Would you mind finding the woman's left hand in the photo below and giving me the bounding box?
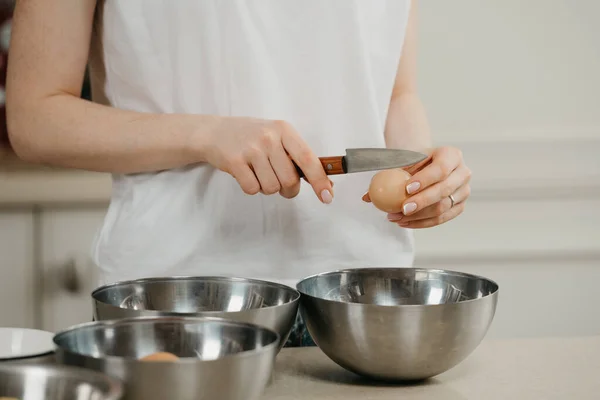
[365,146,472,229]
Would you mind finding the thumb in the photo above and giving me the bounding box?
[403,150,434,175]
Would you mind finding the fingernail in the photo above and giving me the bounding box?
[321,189,333,204]
[403,202,417,215]
[387,213,403,221]
[406,182,420,194]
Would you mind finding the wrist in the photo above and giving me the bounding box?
[185,114,225,163]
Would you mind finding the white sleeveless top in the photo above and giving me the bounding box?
[88,0,415,288]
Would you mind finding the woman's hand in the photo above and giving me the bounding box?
[204,117,334,204]
[364,147,471,229]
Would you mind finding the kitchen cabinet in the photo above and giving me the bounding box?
[0,211,35,328]
[418,257,600,340]
[414,196,600,339]
[39,208,107,332]
[413,197,599,258]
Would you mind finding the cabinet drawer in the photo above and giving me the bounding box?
[40,208,107,332]
[0,211,35,328]
[414,197,599,259]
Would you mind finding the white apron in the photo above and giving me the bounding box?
[88,0,415,288]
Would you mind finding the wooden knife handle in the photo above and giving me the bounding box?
[294,156,346,178]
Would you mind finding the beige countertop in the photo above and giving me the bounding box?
[263,335,600,400]
[0,150,111,207]
[0,169,111,206]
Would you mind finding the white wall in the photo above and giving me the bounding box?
[413,0,600,339]
[418,0,600,142]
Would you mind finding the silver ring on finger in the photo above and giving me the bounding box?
[449,194,456,208]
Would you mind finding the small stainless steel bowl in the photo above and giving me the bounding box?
[53,316,280,400]
[91,276,299,350]
[296,267,499,381]
[0,363,123,400]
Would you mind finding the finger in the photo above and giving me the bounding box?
[250,154,281,195]
[389,183,470,223]
[401,165,471,216]
[402,152,433,175]
[397,202,466,229]
[230,162,261,195]
[303,177,335,188]
[279,180,301,199]
[281,124,333,204]
[269,142,301,199]
[404,147,462,196]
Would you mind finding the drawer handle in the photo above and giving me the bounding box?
[61,258,82,294]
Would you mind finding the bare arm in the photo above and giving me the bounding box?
[372,2,471,228]
[384,1,433,152]
[6,0,214,173]
[6,0,334,201]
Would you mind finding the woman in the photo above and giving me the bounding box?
[6,0,471,346]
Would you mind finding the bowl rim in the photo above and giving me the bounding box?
[52,315,281,364]
[0,327,56,360]
[295,267,499,308]
[91,275,301,313]
[0,363,124,399]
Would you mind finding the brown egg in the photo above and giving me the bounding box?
[139,351,180,362]
[368,168,412,213]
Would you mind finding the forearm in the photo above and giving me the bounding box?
[6,0,218,174]
[8,94,217,173]
[384,92,433,152]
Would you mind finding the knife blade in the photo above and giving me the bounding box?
[294,148,428,178]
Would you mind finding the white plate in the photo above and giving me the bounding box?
[0,327,55,360]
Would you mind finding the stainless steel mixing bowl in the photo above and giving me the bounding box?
[0,364,123,400]
[296,267,499,381]
[53,316,279,400]
[91,276,299,350]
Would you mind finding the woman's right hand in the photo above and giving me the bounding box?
[204,117,334,204]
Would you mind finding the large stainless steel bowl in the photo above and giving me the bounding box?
[296,267,499,381]
[0,364,123,400]
[53,316,279,400]
[92,276,299,349]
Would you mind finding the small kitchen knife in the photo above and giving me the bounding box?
[294,148,428,178]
